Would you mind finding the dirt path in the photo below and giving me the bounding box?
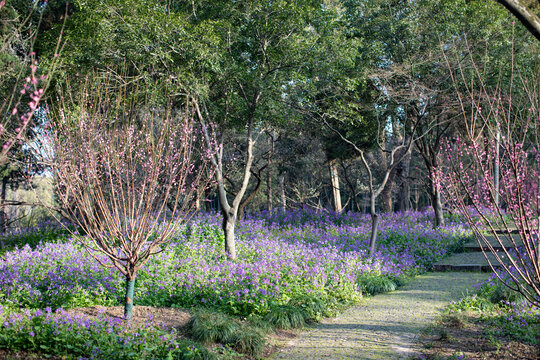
[271,272,488,360]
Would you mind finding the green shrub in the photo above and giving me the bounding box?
[289,295,328,323]
[230,327,265,356]
[448,293,493,312]
[263,305,305,329]
[188,310,239,344]
[357,274,397,296]
[187,310,266,357]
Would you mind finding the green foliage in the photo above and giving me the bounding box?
[228,327,265,357]
[0,308,214,360]
[475,280,526,305]
[188,310,240,345]
[446,279,539,345]
[263,304,305,330]
[356,273,397,296]
[187,310,265,357]
[448,293,494,312]
[0,225,71,255]
[289,294,329,323]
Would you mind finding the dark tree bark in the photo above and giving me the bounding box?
[395,148,412,212]
[0,177,7,234]
[266,132,275,212]
[379,168,396,213]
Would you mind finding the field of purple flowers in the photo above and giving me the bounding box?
[0,209,474,359]
[0,210,472,315]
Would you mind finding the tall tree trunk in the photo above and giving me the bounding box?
[279,173,286,211]
[328,159,342,213]
[341,160,361,212]
[429,165,445,227]
[0,177,7,234]
[267,168,273,212]
[222,212,237,258]
[396,148,411,212]
[368,193,379,257]
[431,187,445,227]
[379,170,395,213]
[267,132,274,212]
[494,130,500,207]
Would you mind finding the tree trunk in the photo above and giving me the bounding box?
[267,169,273,213]
[380,168,396,213]
[328,159,342,213]
[124,273,136,320]
[279,173,286,211]
[428,162,445,227]
[0,177,7,234]
[431,189,445,227]
[396,149,411,212]
[368,194,379,257]
[196,100,256,260]
[494,130,500,207]
[222,213,237,259]
[267,133,274,212]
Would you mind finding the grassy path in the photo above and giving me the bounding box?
[271,272,489,360]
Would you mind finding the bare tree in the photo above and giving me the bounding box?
[323,115,419,256]
[43,77,213,319]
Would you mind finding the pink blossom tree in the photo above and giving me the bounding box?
[43,77,214,319]
[440,45,539,306]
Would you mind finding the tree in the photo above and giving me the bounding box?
[340,0,530,226]
[441,54,539,306]
[43,75,213,319]
[494,0,540,40]
[191,0,329,258]
[0,0,61,165]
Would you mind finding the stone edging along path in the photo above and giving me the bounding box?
[271,272,489,360]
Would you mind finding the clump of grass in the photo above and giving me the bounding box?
[263,305,306,329]
[187,309,266,357]
[188,310,239,344]
[230,327,265,356]
[246,314,273,333]
[440,314,464,328]
[486,284,525,304]
[357,274,397,296]
[289,295,328,322]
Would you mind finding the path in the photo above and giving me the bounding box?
[271,272,488,360]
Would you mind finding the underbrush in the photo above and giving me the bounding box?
[0,222,71,255]
[0,305,213,360]
[0,210,473,359]
[448,276,539,346]
[416,276,539,360]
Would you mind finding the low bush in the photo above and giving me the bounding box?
[357,273,397,296]
[263,304,305,329]
[447,279,539,345]
[187,309,266,357]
